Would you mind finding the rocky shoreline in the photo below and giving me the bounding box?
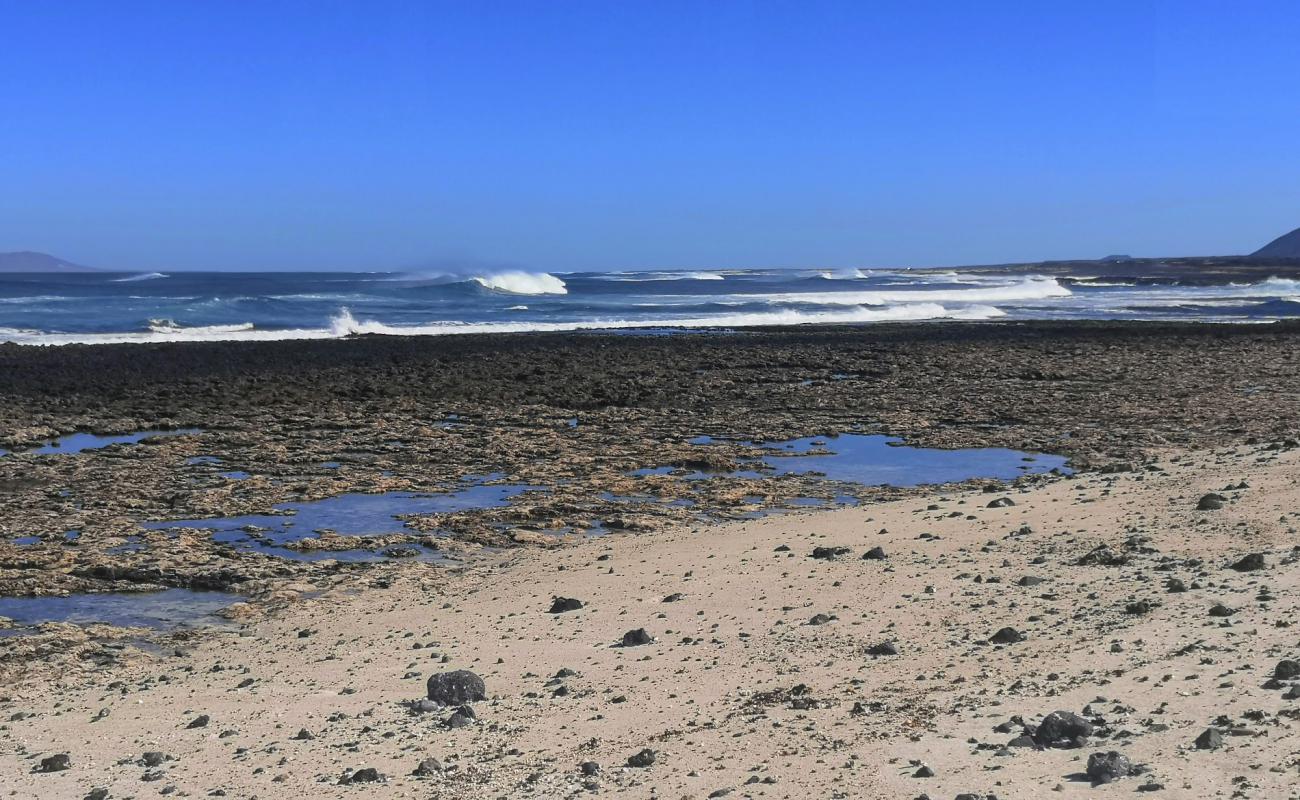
[0,320,1299,796]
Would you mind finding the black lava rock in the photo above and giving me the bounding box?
[35,753,71,773]
[621,628,654,647]
[626,748,657,767]
[1086,751,1133,784]
[1196,493,1225,511]
[1035,710,1094,748]
[412,757,442,776]
[548,597,584,613]
[1229,553,1266,572]
[988,627,1023,645]
[1274,659,1300,680]
[1194,728,1224,750]
[863,546,887,560]
[426,670,486,705]
[866,641,898,656]
[811,546,850,560]
[987,497,1016,508]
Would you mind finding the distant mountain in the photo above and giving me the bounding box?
[1252,227,1300,259]
[0,251,99,273]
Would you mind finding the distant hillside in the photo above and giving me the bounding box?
[0,251,97,273]
[1252,227,1300,259]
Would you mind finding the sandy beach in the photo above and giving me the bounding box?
[1,321,1299,799]
[2,436,1298,798]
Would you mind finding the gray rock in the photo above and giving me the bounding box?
[1194,728,1224,750]
[989,627,1023,645]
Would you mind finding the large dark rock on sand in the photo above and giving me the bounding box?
[621,628,653,646]
[811,546,850,560]
[1196,493,1225,511]
[1035,710,1094,748]
[426,670,486,705]
[989,627,1023,645]
[548,596,584,613]
[35,753,71,773]
[1229,552,1266,572]
[1274,659,1300,680]
[1086,751,1134,784]
[1194,728,1224,750]
[863,546,887,560]
[626,748,657,767]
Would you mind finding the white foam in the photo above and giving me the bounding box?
[112,272,169,282]
[2,303,1005,345]
[816,269,868,280]
[471,271,567,295]
[147,320,256,334]
[600,271,726,282]
[740,277,1072,307]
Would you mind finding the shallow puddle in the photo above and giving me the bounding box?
[0,588,235,631]
[684,434,1068,486]
[142,476,542,559]
[0,428,202,457]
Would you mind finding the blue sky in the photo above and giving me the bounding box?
[2,1,1298,271]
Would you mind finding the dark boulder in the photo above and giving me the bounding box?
[988,627,1023,645]
[1196,493,1225,511]
[1229,553,1266,572]
[863,546,887,560]
[1034,710,1094,748]
[426,670,486,705]
[548,597,584,613]
[1273,659,1300,680]
[1086,751,1133,784]
[811,546,850,560]
[621,628,654,647]
[1194,728,1224,750]
[35,753,71,773]
[626,748,657,767]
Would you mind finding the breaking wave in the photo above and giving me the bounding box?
[744,277,1072,307]
[147,319,255,334]
[112,272,169,282]
[470,271,567,295]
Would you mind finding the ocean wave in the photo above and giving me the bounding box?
[4,303,1005,346]
[472,271,567,295]
[112,272,169,282]
[741,277,1072,307]
[599,271,726,282]
[147,319,256,334]
[815,269,868,280]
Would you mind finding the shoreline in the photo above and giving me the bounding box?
[1,441,1297,797]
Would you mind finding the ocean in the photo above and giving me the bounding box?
[1,267,1298,345]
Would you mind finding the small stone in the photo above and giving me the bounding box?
[185,715,209,729]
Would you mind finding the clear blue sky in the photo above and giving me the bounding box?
[2,1,1298,271]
